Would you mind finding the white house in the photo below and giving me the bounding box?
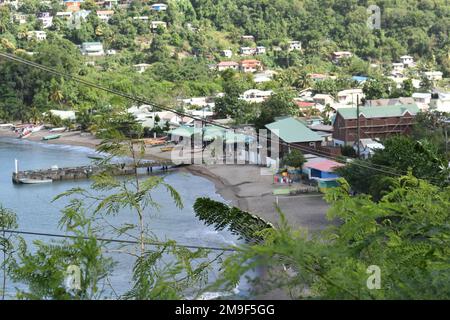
[313,94,335,107]
[133,63,151,73]
[13,13,29,24]
[27,31,47,41]
[240,89,273,103]
[96,10,114,23]
[332,51,352,63]
[216,61,239,72]
[337,89,364,106]
[353,139,384,159]
[423,71,443,81]
[400,55,415,67]
[80,42,105,56]
[288,41,302,51]
[253,70,276,83]
[255,46,266,55]
[240,47,255,56]
[412,92,432,111]
[37,12,53,28]
[56,12,73,20]
[392,62,405,73]
[150,21,167,30]
[221,49,232,58]
[151,3,168,11]
[430,92,450,113]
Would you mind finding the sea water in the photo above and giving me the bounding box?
[0,137,248,299]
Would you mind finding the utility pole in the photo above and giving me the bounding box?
[356,95,361,158]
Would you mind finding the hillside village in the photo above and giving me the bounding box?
[0,0,450,301]
[0,0,449,190]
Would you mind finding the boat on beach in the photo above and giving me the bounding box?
[18,178,53,184]
[160,146,174,152]
[32,125,44,133]
[42,134,61,141]
[49,127,66,133]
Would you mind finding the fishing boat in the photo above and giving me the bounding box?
[20,131,33,139]
[42,134,61,141]
[32,125,44,133]
[19,178,53,184]
[160,146,174,152]
[0,123,13,129]
[49,127,66,133]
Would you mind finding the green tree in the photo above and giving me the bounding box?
[281,149,306,170]
[212,174,450,299]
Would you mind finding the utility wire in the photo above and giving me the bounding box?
[2,229,238,252]
[0,51,442,183]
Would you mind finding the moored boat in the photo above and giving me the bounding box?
[160,146,174,152]
[42,134,61,141]
[49,127,66,133]
[19,178,53,184]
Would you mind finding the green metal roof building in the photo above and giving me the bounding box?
[336,104,420,120]
[265,117,323,143]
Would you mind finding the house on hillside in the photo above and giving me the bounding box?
[353,138,384,159]
[239,59,262,73]
[151,3,168,11]
[423,71,443,81]
[256,46,266,55]
[288,41,302,51]
[337,89,364,106]
[27,31,47,41]
[332,51,352,63]
[64,0,84,12]
[332,104,419,145]
[365,97,415,107]
[80,42,105,56]
[240,89,273,103]
[241,35,255,42]
[400,55,414,67]
[133,63,151,73]
[150,21,167,31]
[97,10,114,23]
[37,12,53,28]
[240,47,255,56]
[221,49,233,58]
[430,91,450,113]
[216,61,239,72]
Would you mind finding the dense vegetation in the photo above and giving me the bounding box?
[0,0,449,125]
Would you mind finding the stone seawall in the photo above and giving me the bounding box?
[12,161,176,183]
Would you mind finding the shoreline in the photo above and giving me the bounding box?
[0,129,249,213]
[1,128,330,300]
[0,129,331,231]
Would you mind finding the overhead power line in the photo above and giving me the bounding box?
[0,51,437,182]
[1,229,239,252]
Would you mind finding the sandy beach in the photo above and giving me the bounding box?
[1,127,333,300]
[0,127,331,230]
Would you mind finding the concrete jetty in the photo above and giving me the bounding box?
[12,160,176,184]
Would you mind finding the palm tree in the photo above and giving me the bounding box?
[49,82,64,106]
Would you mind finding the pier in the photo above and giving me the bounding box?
[12,160,177,184]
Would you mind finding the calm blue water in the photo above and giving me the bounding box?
[0,137,244,299]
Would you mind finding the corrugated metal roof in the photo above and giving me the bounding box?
[265,117,323,143]
[337,104,419,120]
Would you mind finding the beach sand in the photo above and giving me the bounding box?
[1,128,331,230]
[1,127,333,299]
